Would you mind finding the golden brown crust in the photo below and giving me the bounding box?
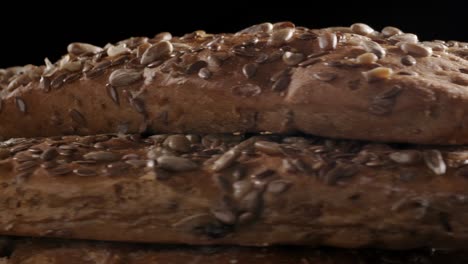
[6,238,468,264]
[1,134,468,248]
[0,23,467,144]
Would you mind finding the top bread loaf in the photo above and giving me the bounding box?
[0,22,467,144]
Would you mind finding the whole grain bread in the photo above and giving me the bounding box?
[1,133,468,249]
[0,23,467,144]
[7,238,468,264]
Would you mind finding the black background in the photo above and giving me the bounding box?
[1,4,467,68]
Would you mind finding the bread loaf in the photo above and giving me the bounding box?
[1,23,468,144]
[8,238,468,264]
[1,133,468,249]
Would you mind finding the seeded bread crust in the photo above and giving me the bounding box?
[7,238,468,264]
[1,134,468,249]
[1,23,468,144]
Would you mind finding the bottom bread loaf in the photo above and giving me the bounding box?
[0,237,467,264]
[1,134,468,248]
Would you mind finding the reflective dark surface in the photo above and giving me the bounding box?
[0,4,466,68]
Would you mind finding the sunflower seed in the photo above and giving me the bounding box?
[41,147,58,161]
[273,21,295,30]
[356,52,378,65]
[157,156,198,171]
[140,41,173,65]
[67,43,103,56]
[75,160,97,165]
[298,58,322,67]
[350,23,374,36]
[389,33,418,44]
[237,22,273,34]
[163,135,191,153]
[10,143,33,153]
[238,212,255,224]
[48,165,72,176]
[198,68,212,79]
[422,41,447,52]
[231,84,261,97]
[39,76,51,92]
[272,74,291,92]
[16,160,39,171]
[376,85,403,100]
[106,84,119,105]
[266,180,291,194]
[369,96,396,115]
[120,153,139,160]
[308,51,331,59]
[69,109,87,127]
[396,71,417,76]
[41,161,57,169]
[106,44,131,57]
[233,180,252,199]
[254,141,282,155]
[298,32,317,40]
[59,144,77,151]
[73,168,97,177]
[389,150,421,165]
[83,68,104,79]
[313,72,337,82]
[126,57,145,69]
[266,50,284,63]
[363,67,393,82]
[255,53,269,64]
[212,149,239,172]
[318,32,337,50]
[369,86,402,115]
[282,51,305,66]
[63,72,81,84]
[136,42,152,58]
[109,69,142,87]
[84,151,121,162]
[15,97,26,114]
[211,208,236,225]
[15,171,32,184]
[399,42,432,57]
[186,61,208,74]
[242,63,258,79]
[14,152,35,162]
[125,159,147,168]
[239,189,262,212]
[50,73,67,89]
[207,55,223,68]
[268,28,295,46]
[361,40,386,58]
[61,59,82,72]
[93,60,112,71]
[382,26,403,37]
[172,213,214,230]
[131,98,146,114]
[452,75,468,86]
[271,68,292,82]
[231,45,256,57]
[145,60,163,69]
[401,55,417,66]
[370,105,397,116]
[153,32,172,42]
[423,150,446,175]
[323,163,359,185]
